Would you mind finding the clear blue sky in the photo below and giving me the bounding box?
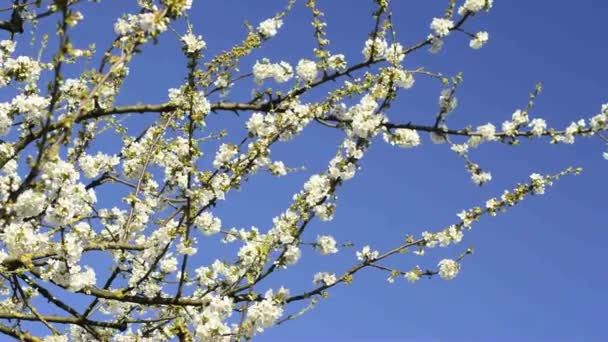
[12,1,608,341]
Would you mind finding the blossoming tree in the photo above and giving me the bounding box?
[0,0,605,341]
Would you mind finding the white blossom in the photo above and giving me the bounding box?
[459,0,494,15]
[404,271,420,283]
[181,32,206,53]
[213,143,238,169]
[269,161,287,176]
[471,171,492,185]
[362,37,388,61]
[430,18,454,37]
[244,298,283,337]
[253,59,293,84]
[438,259,460,280]
[296,59,318,83]
[394,69,415,89]
[384,128,421,148]
[316,235,338,255]
[283,245,301,265]
[327,54,347,70]
[356,245,379,261]
[258,18,283,38]
[529,118,547,136]
[195,212,222,236]
[476,123,497,141]
[12,94,50,121]
[313,272,337,286]
[470,31,489,49]
[386,43,405,64]
[68,266,96,292]
[79,152,120,178]
[530,173,548,195]
[160,255,178,273]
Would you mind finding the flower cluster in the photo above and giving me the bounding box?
[383,128,421,148]
[181,32,206,54]
[258,17,284,38]
[296,59,319,83]
[253,58,294,84]
[114,11,169,36]
[438,259,460,280]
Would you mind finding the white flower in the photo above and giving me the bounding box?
[78,152,120,178]
[296,59,318,83]
[457,210,474,227]
[258,18,283,38]
[69,266,96,292]
[356,245,379,261]
[160,255,178,273]
[386,43,405,64]
[512,109,529,126]
[471,171,492,185]
[362,37,388,61]
[502,120,517,136]
[603,152,608,160]
[283,245,301,265]
[486,198,501,210]
[404,271,420,283]
[252,59,275,83]
[470,31,489,49]
[447,225,464,244]
[4,56,42,82]
[313,272,337,286]
[273,61,294,83]
[0,103,12,136]
[327,54,347,70]
[181,32,206,53]
[244,298,283,336]
[136,12,166,34]
[430,18,454,37]
[438,259,460,280]
[269,161,287,176]
[213,143,237,169]
[13,189,46,218]
[528,118,547,136]
[394,69,415,89]
[439,88,457,113]
[530,173,547,195]
[451,143,469,155]
[246,112,276,137]
[384,128,421,148]
[302,174,331,206]
[12,94,50,121]
[0,40,16,57]
[350,95,384,139]
[167,86,210,117]
[459,0,494,15]
[314,202,336,221]
[177,239,197,255]
[195,212,222,236]
[476,123,496,141]
[422,231,438,248]
[316,235,338,255]
[590,112,607,131]
[252,59,293,84]
[114,18,132,36]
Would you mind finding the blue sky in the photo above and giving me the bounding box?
[8,0,608,341]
